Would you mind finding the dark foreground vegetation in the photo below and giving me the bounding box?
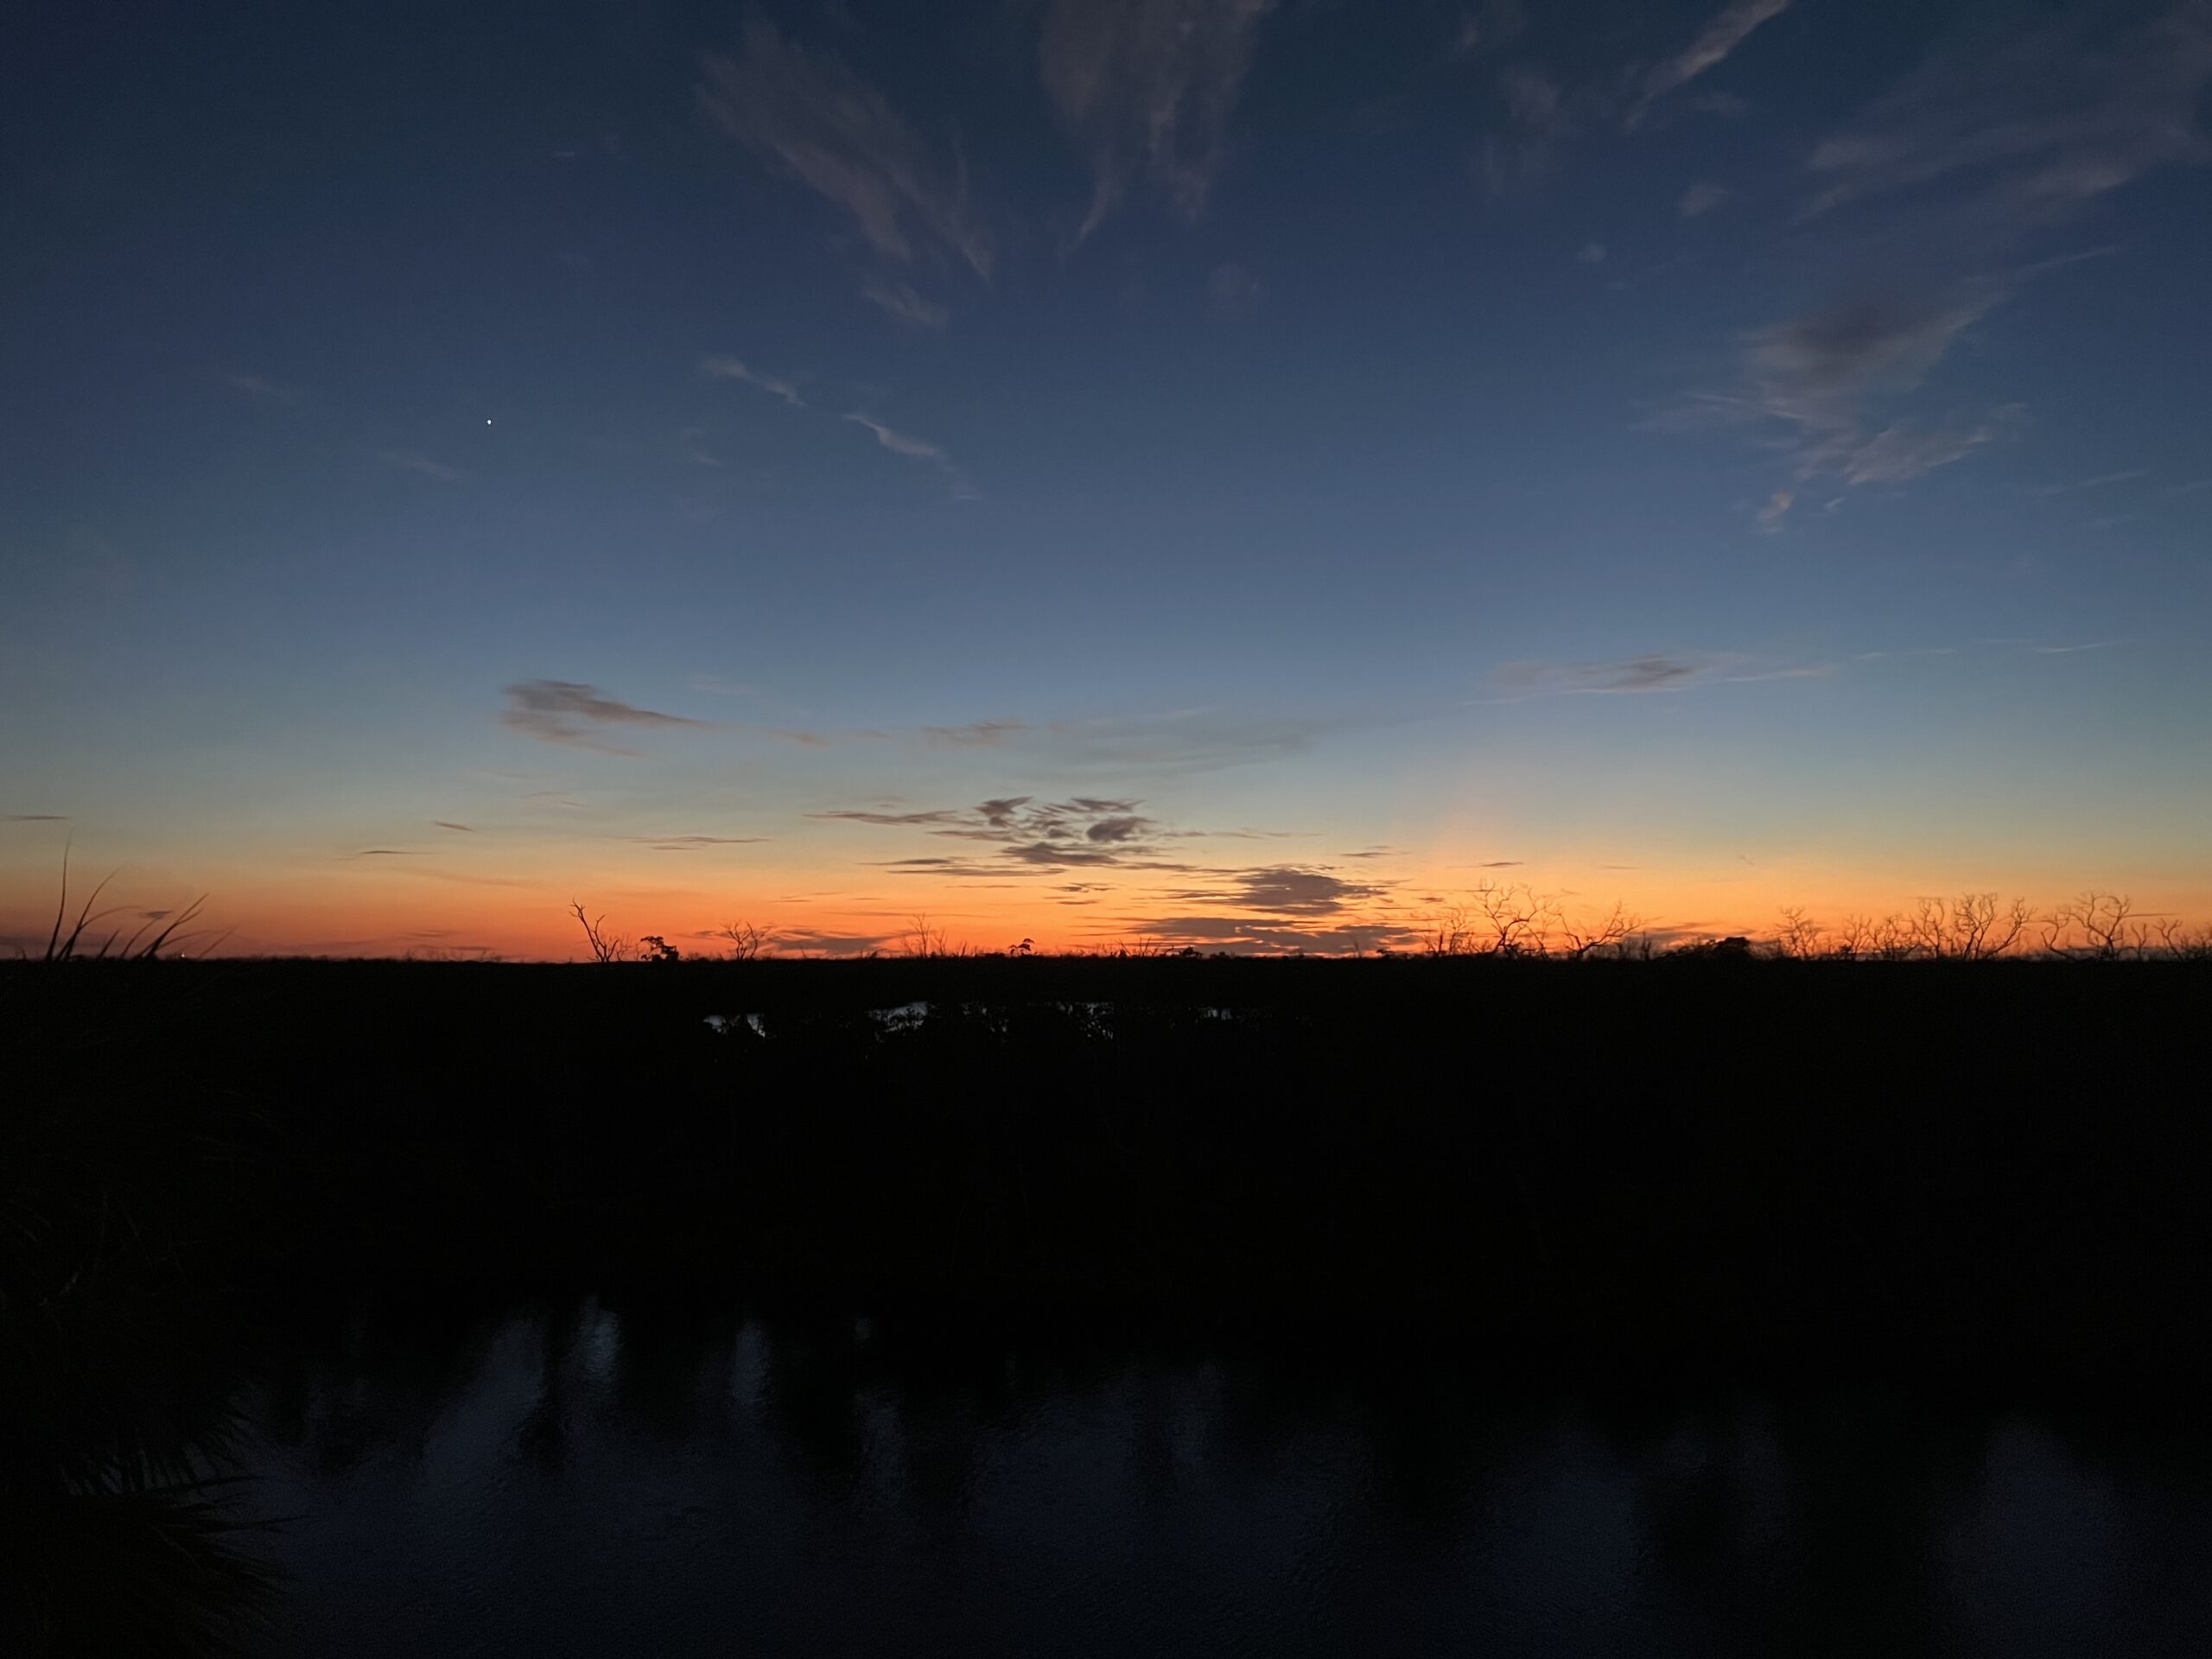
[7,951,2212,1649]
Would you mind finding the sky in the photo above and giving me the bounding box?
[3,0,2209,958]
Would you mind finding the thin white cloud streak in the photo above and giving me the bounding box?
[1630,0,1790,126]
[697,359,971,495]
[225,372,301,404]
[843,412,944,461]
[698,18,993,278]
[1840,416,2012,485]
[700,357,803,406]
[1801,3,2212,233]
[1039,0,1278,241]
[1484,652,1831,700]
[860,281,950,329]
[1664,297,2021,492]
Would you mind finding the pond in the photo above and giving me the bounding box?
[226,1300,2212,1656]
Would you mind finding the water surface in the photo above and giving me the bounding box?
[238,1301,2212,1656]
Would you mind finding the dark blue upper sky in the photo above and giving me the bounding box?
[4,0,2209,954]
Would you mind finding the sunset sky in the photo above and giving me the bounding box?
[4,0,2209,957]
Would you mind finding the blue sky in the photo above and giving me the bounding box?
[3,0,2209,956]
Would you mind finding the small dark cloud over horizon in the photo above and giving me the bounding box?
[500,681,708,754]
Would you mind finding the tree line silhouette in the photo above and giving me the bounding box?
[562,882,2212,964]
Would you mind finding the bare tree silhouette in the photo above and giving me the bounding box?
[1560,900,1643,960]
[1774,906,1826,960]
[1474,881,1553,957]
[1907,893,2034,961]
[2044,891,2139,959]
[569,901,630,964]
[1423,906,1475,957]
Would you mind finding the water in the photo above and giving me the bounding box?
[234,1301,2212,1656]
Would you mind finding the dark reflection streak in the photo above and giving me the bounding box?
[222,1305,2212,1659]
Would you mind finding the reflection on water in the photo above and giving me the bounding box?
[238,1302,2212,1657]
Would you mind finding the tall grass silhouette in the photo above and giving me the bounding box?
[4,872,275,1656]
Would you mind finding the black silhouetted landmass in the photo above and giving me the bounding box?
[8,950,2212,1650]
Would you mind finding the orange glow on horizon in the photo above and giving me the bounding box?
[5,842,2208,962]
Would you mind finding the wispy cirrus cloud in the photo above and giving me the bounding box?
[845,410,974,496]
[1481,0,1786,191]
[1487,652,1833,699]
[698,18,993,278]
[843,412,943,460]
[1738,297,1988,448]
[1800,3,2212,238]
[499,681,708,754]
[702,356,971,494]
[1628,0,1791,128]
[1655,9,2208,518]
[700,357,804,405]
[1840,414,2019,485]
[619,833,771,852]
[1665,294,2023,493]
[861,280,950,329]
[1039,0,1278,241]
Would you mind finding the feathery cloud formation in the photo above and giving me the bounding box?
[1039,0,1278,240]
[499,681,707,754]
[1802,3,2212,236]
[1630,0,1791,127]
[700,357,803,405]
[860,280,950,328]
[699,18,994,277]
